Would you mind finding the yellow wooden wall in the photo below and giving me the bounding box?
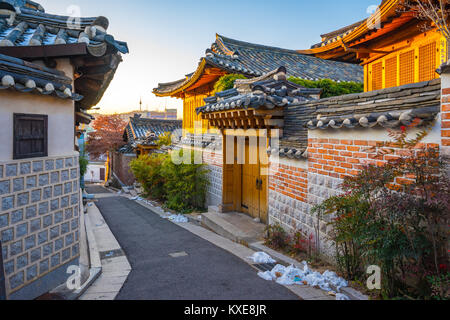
[366,32,447,91]
[182,86,212,134]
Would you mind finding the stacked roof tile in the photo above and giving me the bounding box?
[0,0,128,54]
[196,67,321,115]
[121,114,182,152]
[304,79,441,130]
[0,53,82,100]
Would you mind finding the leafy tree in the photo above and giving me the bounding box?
[156,131,172,147]
[86,114,127,158]
[213,74,247,93]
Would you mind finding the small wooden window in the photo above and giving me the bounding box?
[385,56,398,88]
[399,50,415,86]
[13,113,48,160]
[372,62,383,91]
[419,41,437,82]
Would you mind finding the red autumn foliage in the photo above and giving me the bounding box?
[86,114,127,158]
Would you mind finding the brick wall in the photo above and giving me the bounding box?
[0,155,80,297]
[442,86,450,157]
[308,138,440,185]
[268,161,310,230]
[268,158,335,258]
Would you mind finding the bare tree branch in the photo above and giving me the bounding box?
[399,0,450,39]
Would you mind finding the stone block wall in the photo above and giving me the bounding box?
[203,148,223,207]
[267,159,336,258]
[268,161,310,231]
[0,155,80,298]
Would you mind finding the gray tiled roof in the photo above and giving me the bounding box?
[196,67,321,115]
[124,114,182,148]
[0,0,128,54]
[154,34,363,95]
[0,53,82,100]
[209,35,363,81]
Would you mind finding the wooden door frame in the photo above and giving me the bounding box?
[221,129,269,223]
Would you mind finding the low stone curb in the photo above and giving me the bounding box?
[248,241,369,300]
[49,204,102,300]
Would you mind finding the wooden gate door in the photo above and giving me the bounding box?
[100,168,105,181]
[241,136,268,223]
[241,138,259,218]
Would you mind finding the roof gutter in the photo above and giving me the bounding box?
[0,43,87,59]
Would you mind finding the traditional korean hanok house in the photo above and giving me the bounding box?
[300,0,448,91]
[112,115,182,186]
[153,34,363,209]
[250,0,443,257]
[195,0,447,259]
[196,67,322,223]
[0,0,128,299]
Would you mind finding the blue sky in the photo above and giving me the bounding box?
[41,0,377,115]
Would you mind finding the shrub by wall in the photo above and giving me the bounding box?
[213,74,247,93]
[288,77,363,98]
[130,151,209,213]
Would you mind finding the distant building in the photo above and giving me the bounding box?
[115,109,178,122]
[147,109,177,120]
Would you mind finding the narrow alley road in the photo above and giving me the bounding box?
[86,186,298,300]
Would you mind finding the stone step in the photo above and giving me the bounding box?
[201,210,266,246]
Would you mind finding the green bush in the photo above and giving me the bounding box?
[213,74,247,93]
[79,154,89,178]
[130,150,209,213]
[264,223,290,250]
[161,149,209,212]
[130,153,166,199]
[156,131,172,147]
[288,77,363,98]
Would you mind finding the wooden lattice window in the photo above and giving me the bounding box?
[399,50,415,86]
[419,41,437,82]
[13,113,48,160]
[385,56,398,88]
[372,62,383,90]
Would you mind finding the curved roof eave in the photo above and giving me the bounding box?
[153,59,207,97]
[300,0,400,55]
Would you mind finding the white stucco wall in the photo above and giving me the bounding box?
[0,59,76,162]
[84,163,106,183]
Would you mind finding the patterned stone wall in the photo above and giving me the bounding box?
[0,155,80,297]
[203,148,223,207]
